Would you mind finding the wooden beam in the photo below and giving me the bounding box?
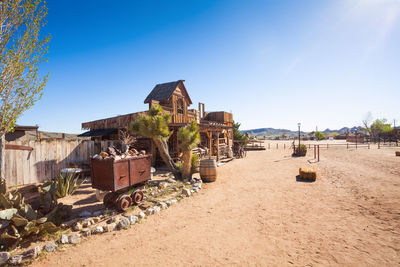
[5,144,34,151]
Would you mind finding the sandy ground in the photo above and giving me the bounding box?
[32,142,400,266]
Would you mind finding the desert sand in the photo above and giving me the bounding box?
[32,142,400,266]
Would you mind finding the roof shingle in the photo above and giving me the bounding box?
[144,80,184,103]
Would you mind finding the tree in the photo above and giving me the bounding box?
[233,121,248,141]
[315,131,325,140]
[131,105,180,179]
[177,121,200,180]
[0,0,50,179]
[370,118,393,141]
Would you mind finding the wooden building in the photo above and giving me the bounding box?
[5,125,39,142]
[80,80,233,165]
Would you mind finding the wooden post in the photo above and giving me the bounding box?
[378,141,380,149]
[284,143,286,149]
[314,145,316,159]
[268,143,270,149]
[276,143,278,149]
[207,132,212,159]
[347,143,349,149]
[216,132,220,162]
[368,143,370,149]
[327,143,328,149]
[317,145,320,162]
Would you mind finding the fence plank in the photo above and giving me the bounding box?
[4,140,101,186]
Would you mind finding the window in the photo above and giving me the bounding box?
[177,99,184,114]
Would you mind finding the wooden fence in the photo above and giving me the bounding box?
[5,139,120,186]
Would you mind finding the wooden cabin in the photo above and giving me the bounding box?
[80,80,233,165]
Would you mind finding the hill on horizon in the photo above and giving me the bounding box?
[242,126,363,137]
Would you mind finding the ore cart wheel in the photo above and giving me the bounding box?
[131,190,144,205]
[116,195,132,211]
[103,192,118,209]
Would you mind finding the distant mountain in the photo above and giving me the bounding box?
[242,126,363,137]
[321,126,363,134]
[241,128,305,138]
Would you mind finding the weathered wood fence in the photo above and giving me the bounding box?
[5,140,120,186]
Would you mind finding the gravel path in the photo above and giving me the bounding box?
[33,145,400,266]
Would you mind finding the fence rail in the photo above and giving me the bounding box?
[5,139,120,186]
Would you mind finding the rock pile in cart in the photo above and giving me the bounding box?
[93,144,147,161]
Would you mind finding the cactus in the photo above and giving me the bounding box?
[0,179,63,251]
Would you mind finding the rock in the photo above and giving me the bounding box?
[92,154,102,160]
[0,252,10,264]
[92,217,100,223]
[79,210,92,218]
[193,187,200,193]
[8,255,22,265]
[92,226,104,234]
[128,215,138,224]
[82,219,91,228]
[165,200,172,207]
[81,228,91,237]
[22,246,41,260]
[189,178,196,184]
[0,219,10,230]
[194,183,202,189]
[60,234,68,244]
[62,218,79,227]
[153,206,161,213]
[139,150,146,155]
[190,190,195,194]
[182,188,191,197]
[68,234,81,244]
[167,178,176,183]
[99,151,109,158]
[138,211,146,219]
[145,208,154,216]
[158,202,168,209]
[72,222,82,232]
[106,217,117,224]
[170,199,178,204]
[44,241,58,252]
[118,218,130,230]
[158,182,168,189]
[103,223,116,232]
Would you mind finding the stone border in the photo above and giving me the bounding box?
[1,178,203,266]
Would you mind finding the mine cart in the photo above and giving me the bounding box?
[90,155,151,211]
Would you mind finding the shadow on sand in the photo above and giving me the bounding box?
[295,175,315,183]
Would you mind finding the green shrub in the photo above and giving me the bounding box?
[191,154,199,174]
[295,144,307,156]
[53,173,85,198]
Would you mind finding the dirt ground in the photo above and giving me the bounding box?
[32,142,400,266]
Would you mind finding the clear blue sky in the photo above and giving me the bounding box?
[17,0,400,133]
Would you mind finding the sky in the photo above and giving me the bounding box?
[16,0,400,133]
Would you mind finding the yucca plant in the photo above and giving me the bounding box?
[53,173,85,198]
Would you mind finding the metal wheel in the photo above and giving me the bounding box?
[116,195,132,211]
[131,190,144,205]
[103,192,118,209]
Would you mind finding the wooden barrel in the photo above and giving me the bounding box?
[200,159,217,182]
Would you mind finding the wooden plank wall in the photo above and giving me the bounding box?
[5,140,120,186]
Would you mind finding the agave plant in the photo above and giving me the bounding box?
[53,173,86,198]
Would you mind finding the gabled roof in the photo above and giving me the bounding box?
[144,80,192,105]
